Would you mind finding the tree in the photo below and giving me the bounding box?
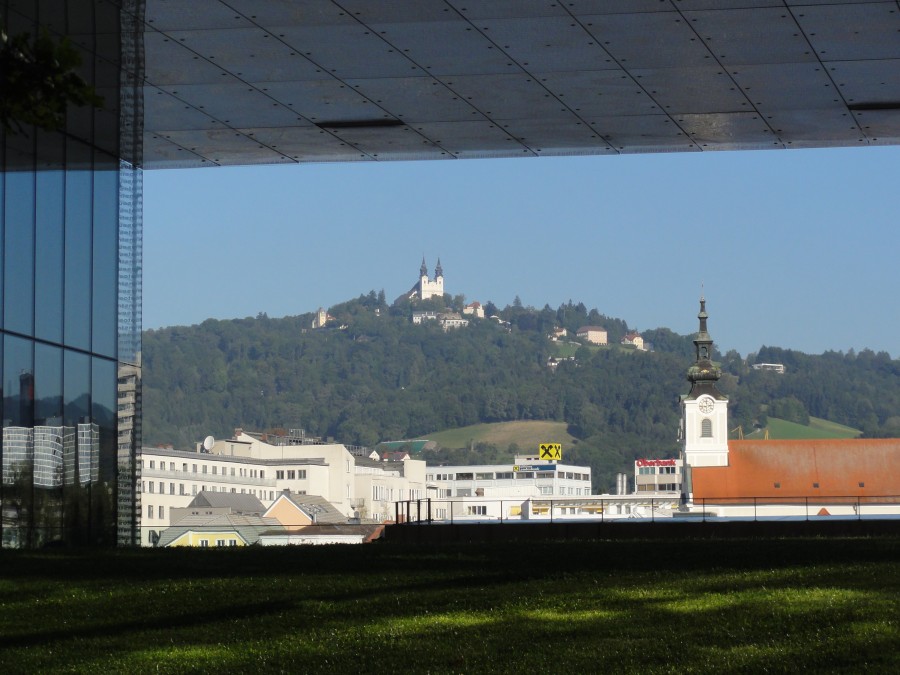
[0,23,103,134]
[768,396,810,426]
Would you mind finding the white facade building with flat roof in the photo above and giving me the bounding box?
[422,457,593,521]
[140,430,426,545]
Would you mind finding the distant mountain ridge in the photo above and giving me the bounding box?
[142,293,900,491]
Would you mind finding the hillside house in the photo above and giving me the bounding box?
[462,301,485,318]
[576,326,608,345]
[621,332,645,350]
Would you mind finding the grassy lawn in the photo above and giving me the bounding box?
[0,537,898,673]
[550,341,581,358]
[757,416,862,440]
[427,420,576,451]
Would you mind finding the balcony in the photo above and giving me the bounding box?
[141,467,276,487]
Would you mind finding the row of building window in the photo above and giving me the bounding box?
[429,471,590,481]
[275,469,307,480]
[143,485,278,502]
[198,540,238,547]
[637,483,680,492]
[454,486,588,497]
[638,466,680,475]
[144,459,265,478]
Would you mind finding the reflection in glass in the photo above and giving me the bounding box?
[118,164,142,366]
[35,168,65,343]
[2,335,34,547]
[4,169,35,335]
[33,343,64,545]
[0,153,4,329]
[64,162,92,352]
[93,357,117,543]
[93,168,118,358]
[63,350,92,544]
[0,0,143,547]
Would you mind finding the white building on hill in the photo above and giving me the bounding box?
[408,257,445,301]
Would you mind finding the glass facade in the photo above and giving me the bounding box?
[0,0,143,546]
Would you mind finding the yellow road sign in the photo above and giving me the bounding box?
[539,443,562,460]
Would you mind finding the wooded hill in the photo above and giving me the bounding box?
[143,293,900,492]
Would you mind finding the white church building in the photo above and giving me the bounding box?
[408,257,445,301]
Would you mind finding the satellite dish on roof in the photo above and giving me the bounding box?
[202,435,215,452]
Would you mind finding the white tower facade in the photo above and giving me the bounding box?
[681,298,729,468]
[418,258,445,300]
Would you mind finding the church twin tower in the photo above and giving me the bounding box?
[681,298,730,468]
[417,257,445,301]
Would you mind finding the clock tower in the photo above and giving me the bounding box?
[680,298,729,468]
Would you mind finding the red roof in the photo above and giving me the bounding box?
[692,439,900,499]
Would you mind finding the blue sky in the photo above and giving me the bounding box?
[144,145,900,358]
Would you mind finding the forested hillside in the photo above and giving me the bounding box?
[143,293,900,491]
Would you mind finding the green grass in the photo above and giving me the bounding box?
[427,420,576,451]
[755,416,862,440]
[550,341,580,358]
[0,537,898,673]
[808,416,863,437]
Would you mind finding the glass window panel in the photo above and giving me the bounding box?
[63,350,91,428]
[2,335,34,548]
[64,147,92,351]
[92,357,117,544]
[3,334,34,428]
[117,165,141,366]
[4,169,36,335]
[0,153,4,328]
[33,343,64,545]
[34,343,63,425]
[35,169,65,343]
[92,168,118,358]
[63,349,91,544]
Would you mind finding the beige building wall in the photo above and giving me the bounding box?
[577,328,608,345]
[266,498,313,528]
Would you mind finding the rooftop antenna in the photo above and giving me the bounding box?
[202,435,214,453]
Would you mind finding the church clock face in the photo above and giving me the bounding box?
[698,397,715,415]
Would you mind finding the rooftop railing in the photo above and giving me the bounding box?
[393,495,900,524]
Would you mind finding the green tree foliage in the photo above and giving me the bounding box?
[143,298,900,492]
[0,23,103,134]
[750,346,900,435]
[768,396,810,426]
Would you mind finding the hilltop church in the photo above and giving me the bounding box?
[680,299,900,517]
[404,257,445,302]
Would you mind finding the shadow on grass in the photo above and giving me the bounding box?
[0,537,898,672]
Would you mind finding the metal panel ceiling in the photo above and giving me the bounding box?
[141,0,900,168]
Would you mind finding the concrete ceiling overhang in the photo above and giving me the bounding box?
[142,0,900,168]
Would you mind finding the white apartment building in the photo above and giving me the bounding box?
[423,457,593,521]
[428,458,592,499]
[140,430,426,545]
[354,456,426,523]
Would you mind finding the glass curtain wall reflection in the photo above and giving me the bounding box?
[0,0,144,546]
